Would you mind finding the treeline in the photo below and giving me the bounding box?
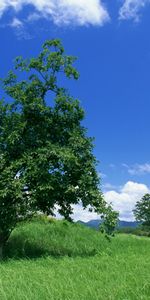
[116,226,150,237]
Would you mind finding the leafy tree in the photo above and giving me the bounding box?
[100,205,119,237]
[0,39,118,257]
[133,194,150,227]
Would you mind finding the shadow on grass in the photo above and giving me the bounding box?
[3,234,97,260]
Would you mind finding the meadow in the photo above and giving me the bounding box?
[0,218,150,300]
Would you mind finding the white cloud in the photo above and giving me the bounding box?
[122,163,150,175]
[105,181,149,221]
[8,16,31,39]
[72,204,99,222]
[10,17,23,28]
[26,12,41,22]
[55,181,149,222]
[119,0,149,21]
[0,0,109,26]
[55,203,99,222]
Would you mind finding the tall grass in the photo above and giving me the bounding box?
[0,219,150,300]
[4,218,108,259]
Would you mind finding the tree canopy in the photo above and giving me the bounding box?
[0,39,118,254]
[133,194,150,227]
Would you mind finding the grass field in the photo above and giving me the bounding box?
[0,219,150,300]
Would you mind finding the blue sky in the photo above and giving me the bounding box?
[1,0,150,221]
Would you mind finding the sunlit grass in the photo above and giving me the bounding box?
[0,220,150,300]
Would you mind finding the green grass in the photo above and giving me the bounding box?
[0,219,150,300]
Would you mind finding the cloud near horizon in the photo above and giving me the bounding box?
[104,181,149,221]
[56,181,150,222]
[0,0,109,27]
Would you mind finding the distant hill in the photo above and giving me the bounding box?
[77,219,139,229]
[118,220,140,228]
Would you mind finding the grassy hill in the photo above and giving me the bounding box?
[0,218,150,299]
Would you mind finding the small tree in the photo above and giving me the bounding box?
[100,205,119,236]
[0,39,118,257]
[133,194,150,227]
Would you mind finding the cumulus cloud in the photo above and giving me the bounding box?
[55,203,99,222]
[122,163,150,175]
[0,0,109,27]
[55,181,149,222]
[105,181,149,221]
[119,0,149,21]
[71,204,99,222]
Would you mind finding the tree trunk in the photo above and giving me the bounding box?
[0,231,10,260]
[0,245,3,260]
[0,229,13,260]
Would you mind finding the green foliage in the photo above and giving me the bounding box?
[100,205,119,236]
[133,194,150,228]
[0,39,118,252]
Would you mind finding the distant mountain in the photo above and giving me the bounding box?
[118,220,139,228]
[77,219,139,229]
[86,219,101,228]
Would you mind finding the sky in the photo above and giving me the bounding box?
[0,0,150,221]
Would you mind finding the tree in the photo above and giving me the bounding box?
[133,194,150,227]
[0,39,118,257]
[100,205,119,237]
